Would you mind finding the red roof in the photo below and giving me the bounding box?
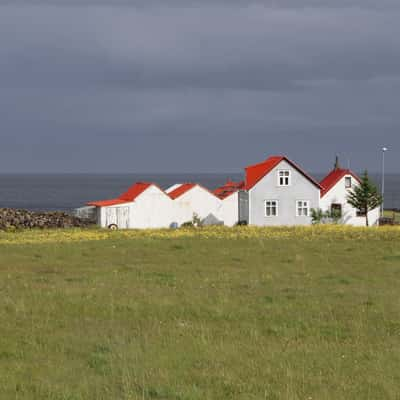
[320,168,360,197]
[168,183,197,199]
[119,182,153,201]
[245,155,322,190]
[87,182,153,207]
[214,180,245,199]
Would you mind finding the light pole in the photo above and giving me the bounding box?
[381,147,388,216]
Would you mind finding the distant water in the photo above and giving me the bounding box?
[0,173,398,212]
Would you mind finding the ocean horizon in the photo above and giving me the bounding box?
[0,172,399,212]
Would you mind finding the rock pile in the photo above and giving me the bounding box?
[0,208,94,230]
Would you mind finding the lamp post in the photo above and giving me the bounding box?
[381,147,388,216]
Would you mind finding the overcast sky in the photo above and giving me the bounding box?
[0,1,399,174]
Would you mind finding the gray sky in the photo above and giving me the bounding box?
[0,1,399,173]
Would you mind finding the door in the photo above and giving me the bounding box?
[238,191,249,224]
[105,207,117,227]
[117,207,129,229]
[106,207,129,229]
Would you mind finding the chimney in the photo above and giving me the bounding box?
[334,155,341,170]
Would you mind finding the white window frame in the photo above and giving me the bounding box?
[296,200,310,217]
[345,176,352,189]
[264,200,279,217]
[277,170,291,186]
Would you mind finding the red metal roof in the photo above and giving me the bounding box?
[119,182,153,201]
[87,182,153,207]
[87,198,129,207]
[214,180,245,199]
[168,183,197,200]
[320,169,360,197]
[245,155,322,190]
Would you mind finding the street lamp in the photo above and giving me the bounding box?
[381,147,388,216]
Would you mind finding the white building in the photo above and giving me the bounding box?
[319,167,380,226]
[244,156,322,226]
[167,183,223,225]
[88,182,174,229]
[213,180,245,226]
[87,156,381,229]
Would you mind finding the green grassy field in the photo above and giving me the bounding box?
[1,228,400,399]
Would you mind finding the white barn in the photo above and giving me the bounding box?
[88,182,174,229]
[319,167,380,226]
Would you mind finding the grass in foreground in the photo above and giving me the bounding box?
[1,227,400,399]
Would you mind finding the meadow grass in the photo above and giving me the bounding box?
[1,227,400,399]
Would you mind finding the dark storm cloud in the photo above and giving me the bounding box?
[0,1,399,173]
[4,0,400,9]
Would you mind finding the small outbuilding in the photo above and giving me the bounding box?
[168,183,223,225]
[213,180,246,226]
[88,182,174,229]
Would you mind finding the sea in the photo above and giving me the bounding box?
[0,173,399,212]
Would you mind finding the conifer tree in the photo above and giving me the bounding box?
[347,171,382,226]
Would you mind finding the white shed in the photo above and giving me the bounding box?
[168,183,223,225]
[88,182,175,229]
[213,180,245,226]
[319,168,380,226]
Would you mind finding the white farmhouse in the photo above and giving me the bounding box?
[88,182,174,229]
[167,183,223,225]
[244,156,322,226]
[319,166,380,226]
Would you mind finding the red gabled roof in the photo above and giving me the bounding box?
[119,182,153,201]
[168,183,197,199]
[214,180,245,199]
[320,169,360,197]
[87,182,153,207]
[245,155,322,190]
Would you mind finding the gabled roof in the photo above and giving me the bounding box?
[245,155,322,190]
[320,168,360,197]
[168,182,222,200]
[165,183,183,194]
[119,182,153,201]
[87,198,129,207]
[168,183,197,199]
[214,180,245,199]
[87,182,153,207]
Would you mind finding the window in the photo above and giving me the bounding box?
[345,176,352,188]
[265,200,278,217]
[278,170,291,186]
[296,200,310,217]
[356,210,366,217]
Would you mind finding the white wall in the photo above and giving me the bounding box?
[319,174,380,226]
[130,185,175,228]
[215,192,239,226]
[171,185,223,225]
